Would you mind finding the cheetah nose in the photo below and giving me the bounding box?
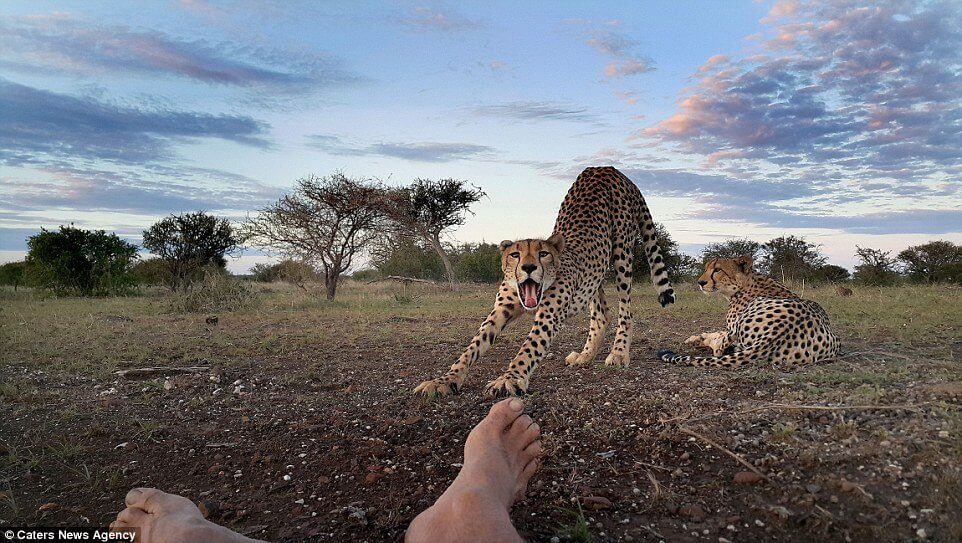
[698,280,708,287]
[521,263,537,274]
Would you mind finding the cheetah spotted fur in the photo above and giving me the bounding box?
[659,256,840,369]
[414,166,675,398]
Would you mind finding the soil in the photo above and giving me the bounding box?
[1,287,960,542]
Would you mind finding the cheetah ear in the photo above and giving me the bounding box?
[499,240,514,252]
[735,256,753,272]
[547,233,565,253]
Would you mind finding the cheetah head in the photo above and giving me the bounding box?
[499,234,564,311]
[697,256,753,297]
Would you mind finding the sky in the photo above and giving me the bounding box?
[1,0,960,272]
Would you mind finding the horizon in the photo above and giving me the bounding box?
[2,0,960,273]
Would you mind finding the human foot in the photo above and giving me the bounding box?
[110,487,263,543]
[406,398,542,542]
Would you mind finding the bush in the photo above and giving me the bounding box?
[373,239,445,281]
[0,261,27,291]
[455,243,502,283]
[250,259,318,283]
[168,269,257,313]
[143,212,240,291]
[131,258,172,286]
[351,268,381,281]
[26,226,138,296]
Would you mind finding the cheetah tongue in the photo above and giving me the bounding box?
[521,281,539,308]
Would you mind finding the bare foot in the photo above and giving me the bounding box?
[406,398,542,542]
[111,487,263,543]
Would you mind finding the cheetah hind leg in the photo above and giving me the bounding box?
[565,288,610,366]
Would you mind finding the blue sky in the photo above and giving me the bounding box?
[1,0,960,271]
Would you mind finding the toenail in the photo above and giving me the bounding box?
[508,398,523,411]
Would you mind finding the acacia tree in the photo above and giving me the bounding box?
[243,173,386,300]
[853,246,900,286]
[142,212,240,291]
[382,178,485,291]
[701,238,762,262]
[897,240,962,283]
[760,236,826,283]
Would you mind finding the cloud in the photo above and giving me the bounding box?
[396,7,479,32]
[643,0,962,180]
[1,164,284,217]
[0,79,269,166]
[575,20,655,78]
[307,135,495,162]
[469,101,601,123]
[0,14,361,92]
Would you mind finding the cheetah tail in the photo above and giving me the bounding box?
[639,203,675,307]
[657,343,771,369]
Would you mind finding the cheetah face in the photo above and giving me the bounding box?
[499,234,565,311]
[697,256,753,297]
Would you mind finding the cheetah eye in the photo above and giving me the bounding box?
[538,251,550,258]
[509,252,520,258]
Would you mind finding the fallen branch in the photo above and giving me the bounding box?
[678,426,773,484]
[115,366,210,378]
[366,275,437,285]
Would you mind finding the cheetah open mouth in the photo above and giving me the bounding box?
[518,278,543,309]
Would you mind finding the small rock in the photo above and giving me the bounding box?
[580,496,612,510]
[733,471,764,484]
[317,475,331,484]
[840,481,858,492]
[282,474,291,481]
[679,504,707,522]
[403,416,423,426]
[806,483,821,494]
[364,472,383,484]
[345,385,357,394]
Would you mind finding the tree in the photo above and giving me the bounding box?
[142,212,240,291]
[371,232,445,281]
[816,264,851,283]
[632,223,700,282]
[243,173,386,300]
[853,246,900,286]
[759,236,826,283]
[25,226,138,296]
[701,238,762,263]
[897,240,962,283]
[455,242,502,283]
[0,261,27,291]
[382,178,485,291]
[249,259,318,284]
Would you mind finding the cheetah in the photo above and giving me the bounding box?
[658,256,840,369]
[414,166,676,398]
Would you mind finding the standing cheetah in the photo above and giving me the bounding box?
[658,256,841,369]
[414,166,675,398]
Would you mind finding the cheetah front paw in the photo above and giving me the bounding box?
[413,377,461,397]
[604,350,630,368]
[483,373,528,399]
[685,334,707,346]
[564,351,594,366]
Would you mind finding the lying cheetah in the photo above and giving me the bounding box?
[414,166,676,398]
[658,256,840,369]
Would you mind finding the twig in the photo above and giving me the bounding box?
[678,426,773,484]
[115,366,210,378]
[835,349,913,360]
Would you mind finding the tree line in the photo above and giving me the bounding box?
[1,171,959,298]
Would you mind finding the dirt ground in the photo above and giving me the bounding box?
[1,281,960,542]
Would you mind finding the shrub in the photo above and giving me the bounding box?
[26,226,138,296]
[131,257,173,286]
[168,269,257,313]
[455,243,502,283]
[0,261,27,291]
